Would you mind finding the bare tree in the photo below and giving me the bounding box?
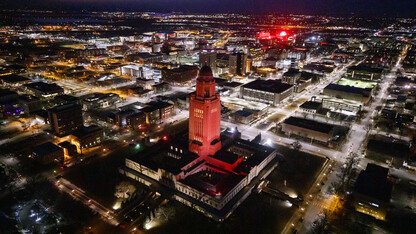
[308,211,329,234]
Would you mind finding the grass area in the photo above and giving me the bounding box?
[295,98,308,105]
[64,145,146,208]
[268,113,286,123]
[284,103,299,111]
[337,78,376,89]
[148,146,326,234]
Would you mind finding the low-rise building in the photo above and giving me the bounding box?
[366,137,410,168]
[299,101,322,114]
[24,82,64,98]
[18,95,42,114]
[0,74,30,88]
[281,117,336,144]
[82,92,120,111]
[69,125,104,153]
[54,94,81,106]
[141,101,174,124]
[127,112,147,130]
[48,103,83,136]
[352,163,392,221]
[136,78,155,90]
[321,97,362,114]
[346,65,383,81]
[152,82,170,93]
[234,110,254,124]
[31,142,64,164]
[240,79,293,106]
[161,65,198,86]
[323,84,373,104]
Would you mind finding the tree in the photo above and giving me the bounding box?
[336,152,360,195]
[308,211,329,234]
[156,205,175,221]
[114,181,136,199]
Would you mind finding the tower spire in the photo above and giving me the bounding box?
[189,65,221,157]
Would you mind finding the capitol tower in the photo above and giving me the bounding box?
[189,66,222,158]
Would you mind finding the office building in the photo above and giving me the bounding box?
[48,103,83,136]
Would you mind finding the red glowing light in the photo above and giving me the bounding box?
[279,31,287,37]
[163,135,168,141]
[258,32,271,40]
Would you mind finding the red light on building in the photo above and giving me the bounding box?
[279,31,287,37]
[163,135,168,141]
[321,42,328,45]
[257,32,272,40]
[189,66,222,158]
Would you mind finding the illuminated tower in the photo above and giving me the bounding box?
[189,66,221,158]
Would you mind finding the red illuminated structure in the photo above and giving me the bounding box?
[257,31,272,40]
[189,66,222,158]
[257,30,289,41]
[279,31,287,37]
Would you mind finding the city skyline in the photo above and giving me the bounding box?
[0,5,416,234]
[1,0,416,17]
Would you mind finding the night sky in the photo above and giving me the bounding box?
[2,0,416,16]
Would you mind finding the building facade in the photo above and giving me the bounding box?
[189,66,222,158]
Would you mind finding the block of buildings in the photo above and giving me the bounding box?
[120,66,277,221]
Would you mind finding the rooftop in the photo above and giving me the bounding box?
[24,82,64,93]
[354,163,392,202]
[71,125,102,138]
[0,74,30,83]
[300,101,322,110]
[242,79,293,94]
[367,138,410,159]
[283,116,335,134]
[49,103,81,113]
[32,142,62,156]
[324,83,372,96]
[348,64,384,73]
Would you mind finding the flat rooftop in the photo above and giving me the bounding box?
[71,125,102,138]
[0,74,30,83]
[283,116,335,134]
[354,163,392,202]
[337,78,376,89]
[24,82,63,93]
[182,167,245,197]
[242,79,293,94]
[324,83,372,96]
[300,101,322,110]
[33,142,62,156]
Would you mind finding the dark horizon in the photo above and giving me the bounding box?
[1,0,416,17]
